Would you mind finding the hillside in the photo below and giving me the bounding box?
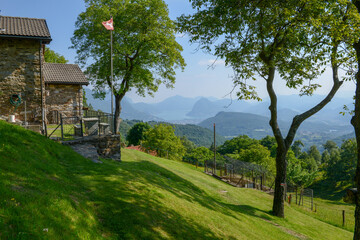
[0,120,354,239]
[199,111,353,150]
[199,111,273,139]
[120,120,226,147]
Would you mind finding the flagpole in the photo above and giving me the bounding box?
[110,24,114,133]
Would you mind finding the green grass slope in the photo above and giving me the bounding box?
[0,120,353,239]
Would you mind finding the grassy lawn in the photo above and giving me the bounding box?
[0,120,355,239]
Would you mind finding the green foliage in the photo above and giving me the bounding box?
[178,1,360,100]
[308,145,321,165]
[287,150,318,188]
[184,146,213,166]
[44,47,68,63]
[126,122,151,146]
[180,136,197,153]
[325,138,357,185]
[143,123,186,160]
[227,143,276,175]
[218,135,258,155]
[260,136,276,151]
[291,140,305,158]
[173,123,226,147]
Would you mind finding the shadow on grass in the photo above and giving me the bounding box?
[73,159,273,239]
[311,178,352,202]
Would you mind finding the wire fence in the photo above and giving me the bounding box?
[205,156,272,191]
[287,186,314,210]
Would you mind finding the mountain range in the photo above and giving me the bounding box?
[85,87,353,125]
[85,88,355,149]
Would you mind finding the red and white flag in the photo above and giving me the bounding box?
[102,18,114,31]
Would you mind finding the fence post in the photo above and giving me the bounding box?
[98,114,101,137]
[342,210,345,227]
[311,189,313,211]
[296,186,298,205]
[80,118,84,137]
[260,176,263,190]
[289,194,292,204]
[302,189,304,206]
[60,114,64,141]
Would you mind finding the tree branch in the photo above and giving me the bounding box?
[284,43,343,148]
[266,65,286,151]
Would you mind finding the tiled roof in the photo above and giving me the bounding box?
[0,16,52,42]
[43,63,89,85]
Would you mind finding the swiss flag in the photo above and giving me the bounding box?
[102,18,114,31]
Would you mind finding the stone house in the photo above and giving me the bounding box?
[0,16,88,126]
[43,63,88,123]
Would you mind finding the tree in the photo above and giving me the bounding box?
[323,140,338,152]
[178,0,360,217]
[321,150,330,165]
[340,138,357,183]
[229,143,276,175]
[71,0,185,159]
[308,145,321,165]
[143,124,186,161]
[180,136,197,153]
[324,139,356,186]
[44,47,68,63]
[291,140,305,158]
[287,150,317,188]
[126,122,151,146]
[260,136,277,151]
[217,135,258,155]
[184,146,213,166]
[353,1,360,237]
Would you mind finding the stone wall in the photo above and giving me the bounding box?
[0,38,42,122]
[62,135,121,158]
[45,84,83,123]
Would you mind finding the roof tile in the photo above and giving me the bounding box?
[43,63,88,85]
[0,16,51,40]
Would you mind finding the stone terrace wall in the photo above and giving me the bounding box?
[46,84,83,123]
[0,38,42,122]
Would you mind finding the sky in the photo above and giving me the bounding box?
[1,0,356,103]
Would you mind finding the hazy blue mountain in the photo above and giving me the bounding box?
[133,95,200,120]
[198,111,274,139]
[186,97,223,119]
[85,88,353,126]
[331,132,356,147]
[243,94,353,125]
[121,99,163,121]
[84,88,162,121]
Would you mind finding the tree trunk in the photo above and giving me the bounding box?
[265,49,342,217]
[115,94,123,161]
[352,2,360,238]
[352,35,360,240]
[272,148,288,217]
